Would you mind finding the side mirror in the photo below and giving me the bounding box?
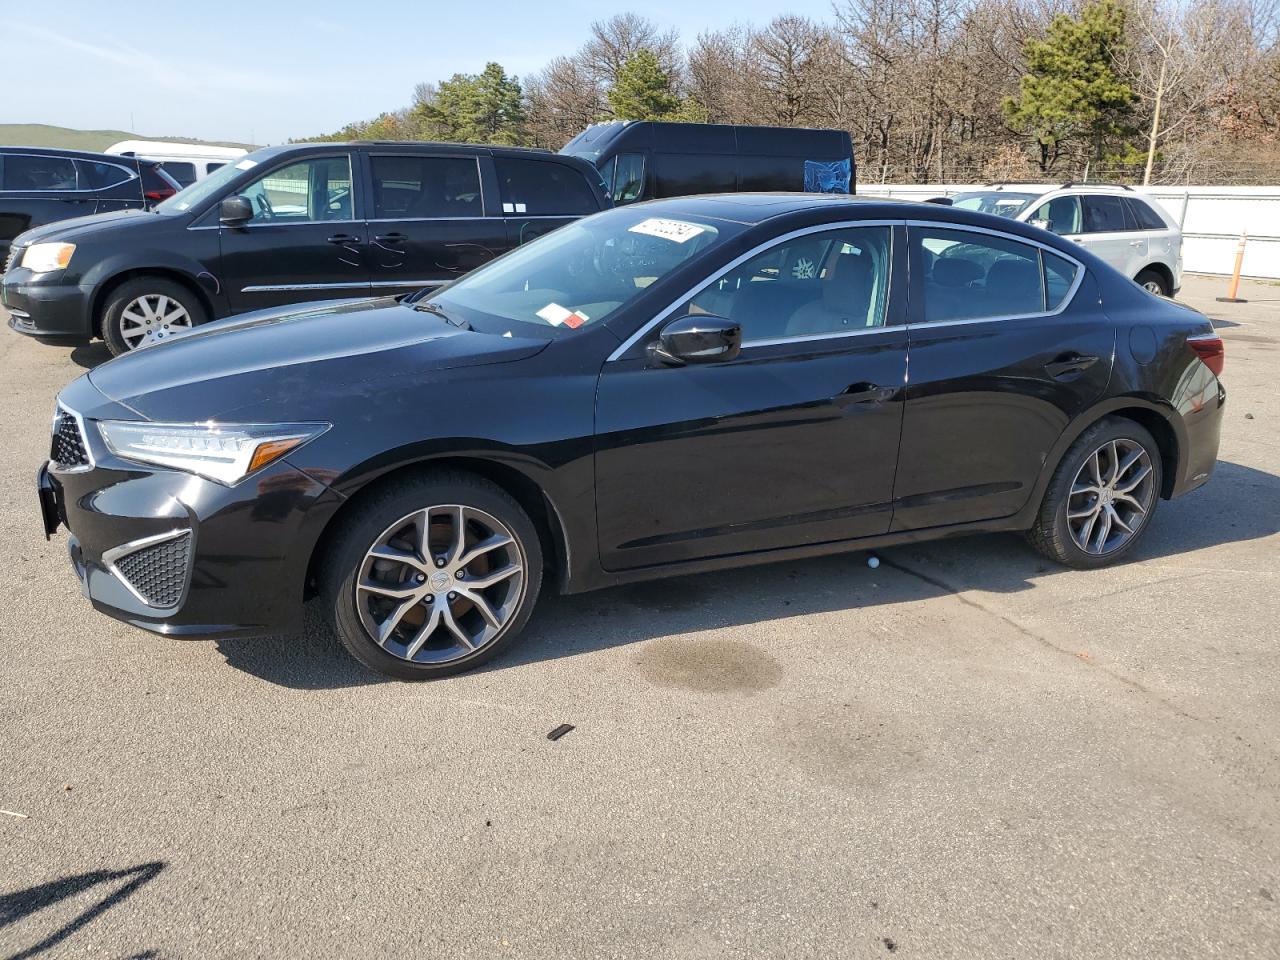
[1029,217,1052,232]
[219,195,253,226]
[650,314,742,366]
[924,196,953,206]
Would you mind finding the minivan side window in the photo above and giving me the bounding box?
[160,161,197,187]
[685,226,891,343]
[1081,195,1130,233]
[238,156,353,224]
[494,158,596,215]
[1,154,77,191]
[370,155,481,219]
[914,227,1046,322]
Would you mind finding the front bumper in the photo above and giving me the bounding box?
[3,269,94,339]
[42,384,344,638]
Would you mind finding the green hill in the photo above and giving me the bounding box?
[0,123,258,153]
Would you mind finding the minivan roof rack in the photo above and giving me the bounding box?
[1060,181,1133,190]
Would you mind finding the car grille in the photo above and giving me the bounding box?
[111,532,192,608]
[51,409,91,470]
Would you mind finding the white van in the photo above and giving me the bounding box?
[104,140,248,188]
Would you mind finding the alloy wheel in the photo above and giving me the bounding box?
[1066,438,1156,556]
[119,294,193,350]
[355,504,526,664]
[1142,279,1164,295]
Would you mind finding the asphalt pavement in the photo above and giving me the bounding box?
[1,274,1277,959]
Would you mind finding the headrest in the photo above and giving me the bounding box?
[932,257,983,287]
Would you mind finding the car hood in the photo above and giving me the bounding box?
[15,209,158,245]
[88,297,550,421]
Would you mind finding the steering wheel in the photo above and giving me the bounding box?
[254,192,274,220]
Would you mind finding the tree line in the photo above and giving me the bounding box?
[306,0,1280,185]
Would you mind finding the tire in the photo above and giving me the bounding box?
[320,471,543,680]
[1026,417,1162,569]
[101,276,208,356]
[1134,268,1170,297]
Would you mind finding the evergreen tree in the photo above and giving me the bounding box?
[1002,0,1136,172]
[607,50,682,121]
[416,63,527,145]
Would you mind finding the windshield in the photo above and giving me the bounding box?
[950,191,1041,218]
[155,153,264,214]
[426,208,735,335]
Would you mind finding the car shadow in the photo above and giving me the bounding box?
[69,343,112,369]
[214,459,1279,690]
[0,861,164,960]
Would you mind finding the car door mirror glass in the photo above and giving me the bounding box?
[1029,217,1051,231]
[651,314,742,365]
[219,195,253,225]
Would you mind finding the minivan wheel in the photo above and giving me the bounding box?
[102,277,207,356]
[1027,417,1162,569]
[322,472,543,679]
[1135,268,1170,297]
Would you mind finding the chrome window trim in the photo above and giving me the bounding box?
[48,402,96,474]
[904,219,1087,328]
[367,152,485,220]
[370,280,447,289]
[367,216,498,223]
[188,219,361,231]
[102,527,191,611]
[0,153,137,194]
[606,219,902,363]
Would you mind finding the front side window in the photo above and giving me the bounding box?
[429,208,734,335]
[494,157,596,216]
[951,191,1040,218]
[1081,195,1130,233]
[612,153,645,203]
[1028,195,1081,235]
[370,155,481,219]
[915,227,1046,322]
[684,226,892,343]
[1,154,77,191]
[238,156,353,224]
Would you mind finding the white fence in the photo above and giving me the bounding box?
[856,183,1280,280]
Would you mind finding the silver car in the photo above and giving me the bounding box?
[949,183,1183,297]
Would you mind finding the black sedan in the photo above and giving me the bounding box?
[38,195,1225,679]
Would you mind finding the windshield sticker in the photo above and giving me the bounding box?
[234,158,258,170]
[628,218,707,243]
[536,303,587,329]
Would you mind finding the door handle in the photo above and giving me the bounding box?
[1044,353,1099,379]
[839,382,896,404]
[373,232,406,244]
[327,233,362,244]
[1129,239,1145,247]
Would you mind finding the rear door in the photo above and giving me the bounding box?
[217,151,371,313]
[893,223,1115,531]
[0,153,95,245]
[365,151,505,295]
[1075,194,1146,279]
[494,156,601,248]
[76,159,145,214]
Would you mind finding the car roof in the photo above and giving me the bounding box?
[0,145,159,165]
[254,141,559,159]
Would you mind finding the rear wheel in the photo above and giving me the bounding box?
[1135,268,1170,297]
[321,472,543,679]
[102,277,207,356]
[1027,417,1162,569]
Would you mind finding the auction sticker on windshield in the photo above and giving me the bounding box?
[628,218,707,243]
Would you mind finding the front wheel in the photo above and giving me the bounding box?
[321,472,543,679]
[1027,417,1162,569]
[101,277,207,356]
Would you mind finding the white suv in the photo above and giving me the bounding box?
[948,184,1183,297]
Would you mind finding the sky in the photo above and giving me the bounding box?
[5,0,837,145]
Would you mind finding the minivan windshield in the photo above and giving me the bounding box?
[155,155,261,214]
[950,191,1042,218]
[425,208,736,336]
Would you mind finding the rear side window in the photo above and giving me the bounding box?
[653,154,736,197]
[159,161,197,187]
[76,160,132,190]
[914,227,1046,322]
[1081,195,1130,233]
[1043,251,1080,310]
[1,154,77,191]
[494,158,597,216]
[1124,197,1168,231]
[370,155,482,219]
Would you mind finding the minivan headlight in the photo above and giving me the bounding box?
[21,242,76,273]
[97,421,330,485]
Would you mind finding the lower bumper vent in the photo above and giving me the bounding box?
[107,531,192,609]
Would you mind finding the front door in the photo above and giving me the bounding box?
[595,223,907,571]
[218,153,370,313]
[893,223,1116,531]
[365,152,506,295]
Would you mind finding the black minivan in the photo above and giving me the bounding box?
[3,142,609,354]
[1,147,180,266]
[559,121,855,205]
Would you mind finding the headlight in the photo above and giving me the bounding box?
[97,420,330,485]
[21,242,76,273]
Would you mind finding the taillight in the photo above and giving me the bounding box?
[144,188,176,202]
[1188,334,1224,377]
